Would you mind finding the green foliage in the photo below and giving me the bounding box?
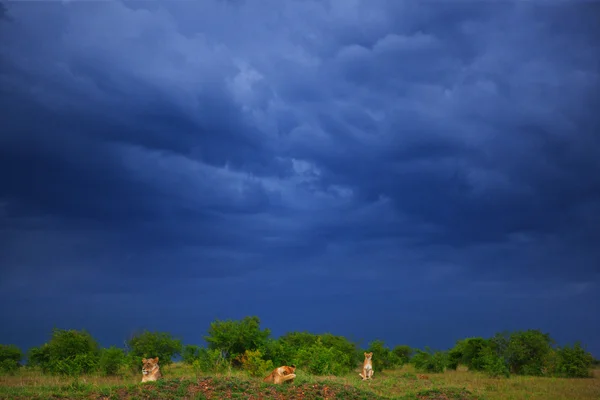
[276,331,359,374]
[505,329,554,376]
[239,349,274,377]
[555,342,593,378]
[367,340,400,371]
[260,338,293,367]
[448,337,492,371]
[27,329,100,376]
[182,344,202,365]
[411,348,448,373]
[191,348,230,374]
[294,339,351,375]
[127,330,182,367]
[98,346,126,376]
[478,346,510,378]
[0,344,22,375]
[205,316,270,364]
[392,345,413,366]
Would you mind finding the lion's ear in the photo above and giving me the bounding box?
[154,357,159,363]
[364,352,367,356]
[142,358,147,363]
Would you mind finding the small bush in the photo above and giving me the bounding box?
[479,347,510,378]
[192,348,230,374]
[367,340,401,371]
[239,349,274,377]
[555,342,593,378]
[295,341,351,375]
[98,346,126,376]
[27,329,99,376]
[0,344,22,375]
[182,344,202,365]
[126,331,182,368]
[392,345,413,366]
[412,348,448,373]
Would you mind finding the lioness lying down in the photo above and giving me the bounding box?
[263,364,296,384]
[141,357,162,383]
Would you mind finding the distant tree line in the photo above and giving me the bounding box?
[0,316,596,379]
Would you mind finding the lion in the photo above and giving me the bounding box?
[141,357,162,383]
[263,364,297,384]
[359,352,374,380]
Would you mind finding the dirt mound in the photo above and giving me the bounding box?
[88,377,387,400]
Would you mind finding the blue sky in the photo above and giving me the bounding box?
[1,0,599,357]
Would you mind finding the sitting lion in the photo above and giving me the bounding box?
[141,357,162,383]
[359,352,374,380]
[263,364,296,384]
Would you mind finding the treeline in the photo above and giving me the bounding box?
[0,316,596,379]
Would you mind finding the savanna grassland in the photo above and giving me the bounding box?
[0,363,598,400]
[1,317,598,399]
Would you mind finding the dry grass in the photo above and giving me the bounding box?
[0,364,598,399]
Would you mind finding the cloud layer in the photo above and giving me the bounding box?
[1,0,599,355]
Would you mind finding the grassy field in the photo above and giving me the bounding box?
[0,363,598,399]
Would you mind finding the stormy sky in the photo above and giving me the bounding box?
[1,0,599,357]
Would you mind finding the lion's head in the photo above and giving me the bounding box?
[142,357,159,375]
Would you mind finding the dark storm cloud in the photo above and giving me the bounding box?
[0,0,599,355]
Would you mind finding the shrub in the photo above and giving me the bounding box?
[192,348,230,374]
[182,344,202,365]
[98,346,126,376]
[205,316,270,364]
[294,340,351,376]
[27,329,100,376]
[239,349,274,377]
[505,330,554,376]
[479,346,510,378]
[126,331,182,368]
[412,348,448,373]
[555,342,593,378]
[392,345,413,366]
[448,337,491,371]
[367,340,400,371]
[0,345,22,375]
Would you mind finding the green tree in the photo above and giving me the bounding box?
[448,337,491,371]
[0,344,22,375]
[204,316,270,363]
[392,345,413,366]
[27,329,100,376]
[127,331,182,368]
[506,329,554,376]
[411,347,448,373]
[182,344,202,365]
[98,346,126,376]
[555,342,593,378]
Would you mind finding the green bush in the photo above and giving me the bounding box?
[126,331,182,368]
[479,346,510,378]
[240,349,274,377]
[392,345,413,366]
[367,340,400,371]
[555,342,593,378]
[182,344,202,365]
[205,316,270,364]
[98,346,126,376]
[0,344,22,375]
[448,337,492,371]
[412,348,448,373]
[192,348,230,374]
[260,339,294,367]
[294,340,351,375]
[505,330,554,376]
[27,329,100,376]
